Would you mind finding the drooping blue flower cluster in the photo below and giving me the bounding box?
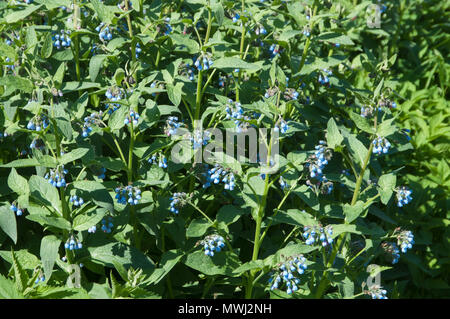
[5,57,14,72]
[191,129,211,149]
[82,111,103,138]
[395,186,412,207]
[274,118,289,134]
[164,116,182,136]
[124,110,140,126]
[27,115,49,131]
[283,88,299,101]
[101,216,114,233]
[204,164,236,191]
[157,17,173,35]
[53,30,71,50]
[372,136,391,155]
[105,88,123,113]
[279,176,289,190]
[193,53,213,71]
[34,273,45,284]
[254,24,267,35]
[232,13,240,23]
[148,153,168,169]
[115,186,142,205]
[135,43,142,58]
[179,63,195,81]
[401,128,411,141]
[97,167,106,179]
[302,28,311,37]
[303,225,334,247]
[199,234,226,257]
[44,166,68,188]
[96,23,113,42]
[306,140,331,181]
[88,225,97,234]
[10,203,24,216]
[318,69,332,85]
[269,255,308,294]
[169,192,190,214]
[366,285,388,299]
[360,105,376,118]
[29,137,45,150]
[382,242,400,264]
[69,195,84,207]
[64,235,82,250]
[269,44,280,58]
[225,99,252,132]
[396,229,414,253]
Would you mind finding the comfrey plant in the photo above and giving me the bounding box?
[0,0,425,300]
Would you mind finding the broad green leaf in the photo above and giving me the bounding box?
[184,251,241,276]
[378,173,397,204]
[8,168,29,195]
[89,54,108,82]
[41,32,53,58]
[0,206,17,244]
[59,148,90,165]
[166,82,183,107]
[293,185,320,211]
[344,201,365,223]
[29,175,62,214]
[73,181,114,213]
[5,4,43,24]
[26,214,71,230]
[40,235,61,281]
[186,218,211,238]
[72,208,107,231]
[326,118,343,149]
[213,57,260,71]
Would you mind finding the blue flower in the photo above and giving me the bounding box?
[69,195,84,207]
[303,225,333,247]
[269,255,308,294]
[53,30,71,49]
[44,166,68,188]
[115,186,142,205]
[200,234,226,257]
[169,192,190,214]
[64,235,82,251]
[101,216,114,233]
[372,137,391,155]
[395,186,412,207]
[164,116,182,136]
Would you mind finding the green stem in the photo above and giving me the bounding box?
[297,1,318,75]
[235,0,246,102]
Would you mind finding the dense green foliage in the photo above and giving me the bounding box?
[0,0,448,299]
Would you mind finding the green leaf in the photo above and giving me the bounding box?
[72,208,107,231]
[91,0,112,24]
[40,235,61,282]
[29,175,62,214]
[378,173,397,204]
[88,242,155,270]
[11,249,29,293]
[89,54,108,82]
[216,205,246,225]
[166,82,183,107]
[211,0,224,25]
[316,32,355,45]
[184,251,241,276]
[147,250,184,285]
[213,57,260,72]
[0,274,23,299]
[59,148,90,165]
[25,26,38,51]
[343,201,365,223]
[73,181,114,213]
[0,206,17,244]
[349,111,375,134]
[41,32,53,58]
[293,185,320,211]
[186,218,211,238]
[5,4,43,24]
[326,118,343,149]
[26,214,71,230]
[8,168,29,195]
[170,34,199,54]
[0,76,34,94]
[108,105,128,131]
[53,103,73,141]
[0,41,16,60]
[267,209,317,228]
